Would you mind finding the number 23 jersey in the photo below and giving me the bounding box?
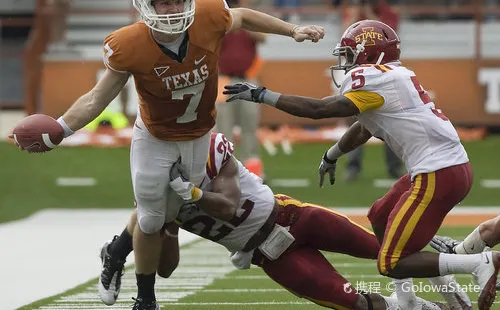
[340,62,469,179]
[176,132,275,252]
[103,0,232,141]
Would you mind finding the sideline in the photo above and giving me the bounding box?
[0,209,199,310]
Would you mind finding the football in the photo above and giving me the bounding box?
[11,114,65,153]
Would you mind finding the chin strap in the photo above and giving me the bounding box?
[375,52,386,65]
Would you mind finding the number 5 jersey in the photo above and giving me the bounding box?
[340,62,469,180]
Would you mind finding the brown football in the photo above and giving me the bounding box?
[12,114,64,153]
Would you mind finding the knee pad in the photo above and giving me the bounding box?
[137,214,165,234]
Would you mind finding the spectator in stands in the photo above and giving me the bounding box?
[336,0,403,182]
[216,0,267,178]
[45,0,72,53]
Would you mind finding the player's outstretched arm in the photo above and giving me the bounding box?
[229,8,324,43]
[223,83,360,118]
[57,69,130,137]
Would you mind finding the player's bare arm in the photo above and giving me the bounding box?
[229,8,324,43]
[223,83,360,118]
[195,155,241,222]
[337,121,373,153]
[59,69,130,134]
[169,156,240,222]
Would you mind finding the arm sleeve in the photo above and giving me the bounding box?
[103,32,129,73]
[344,91,384,112]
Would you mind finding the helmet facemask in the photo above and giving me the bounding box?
[133,0,195,34]
[330,40,366,88]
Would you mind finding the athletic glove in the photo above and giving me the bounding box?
[318,152,338,187]
[169,158,203,202]
[223,82,267,103]
[429,235,459,254]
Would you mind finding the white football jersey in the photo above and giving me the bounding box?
[176,132,275,252]
[340,62,469,179]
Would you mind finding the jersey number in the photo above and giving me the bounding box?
[181,200,255,242]
[410,76,448,120]
[351,69,365,89]
[172,82,206,124]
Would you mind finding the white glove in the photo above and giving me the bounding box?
[169,159,203,202]
[318,152,338,187]
[230,250,254,270]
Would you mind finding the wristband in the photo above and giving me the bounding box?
[326,143,344,161]
[57,117,74,138]
[289,25,299,37]
[259,89,281,107]
[191,186,203,202]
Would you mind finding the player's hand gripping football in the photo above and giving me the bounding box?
[223,82,267,103]
[291,25,325,43]
[429,235,460,254]
[169,158,203,202]
[318,152,338,187]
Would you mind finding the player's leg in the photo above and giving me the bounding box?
[367,174,412,243]
[238,79,260,164]
[378,163,499,309]
[290,202,380,259]
[260,246,397,310]
[157,223,180,278]
[98,208,136,305]
[131,121,179,307]
[215,90,236,142]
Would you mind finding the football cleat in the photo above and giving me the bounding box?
[98,236,125,305]
[474,251,500,310]
[132,297,160,310]
[428,275,472,310]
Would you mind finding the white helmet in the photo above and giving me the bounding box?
[133,0,195,34]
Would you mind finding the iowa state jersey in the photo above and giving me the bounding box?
[176,132,275,252]
[340,62,469,179]
[103,0,232,141]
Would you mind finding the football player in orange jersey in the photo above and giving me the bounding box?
[36,1,325,309]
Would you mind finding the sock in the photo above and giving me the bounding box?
[455,227,487,254]
[136,272,156,300]
[393,278,419,310]
[109,228,133,261]
[438,253,482,275]
[382,295,399,309]
[428,275,472,308]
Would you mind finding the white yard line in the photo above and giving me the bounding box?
[0,209,200,310]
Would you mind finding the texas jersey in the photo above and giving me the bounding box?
[103,0,232,141]
[340,62,469,179]
[176,132,275,252]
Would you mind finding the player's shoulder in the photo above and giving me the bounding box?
[191,0,231,35]
[206,132,235,179]
[104,22,147,46]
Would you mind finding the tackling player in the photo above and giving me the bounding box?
[20,1,324,309]
[223,19,498,310]
[100,132,461,310]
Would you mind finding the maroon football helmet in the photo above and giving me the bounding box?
[331,19,401,86]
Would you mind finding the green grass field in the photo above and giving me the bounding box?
[3,137,500,309]
[2,136,500,223]
[20,227,488,310]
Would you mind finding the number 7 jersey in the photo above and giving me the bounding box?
[340,62,469,179]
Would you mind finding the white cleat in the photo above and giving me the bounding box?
[473,251,500,310]
[97,237,125,306]
[428,275,472,310]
